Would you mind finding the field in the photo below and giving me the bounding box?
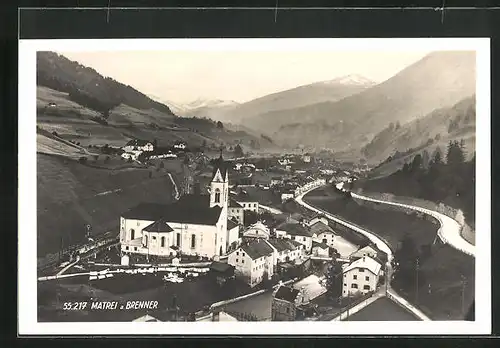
[221,291,273,321]
[37,153,177,257]
[303,186,475,320]
[347,297,418,321]
[37,86,272,151]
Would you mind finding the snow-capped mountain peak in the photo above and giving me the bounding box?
[321,74,376,86]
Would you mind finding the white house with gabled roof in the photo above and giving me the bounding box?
[342,256,382,297]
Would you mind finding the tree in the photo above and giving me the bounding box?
[127,157,133,163]
[234,144,244,157]
[216,121,224,129]
[421,150,430,169]
[446,140,465,166]
[432,146,443,165]
[410,154,423,172]
[324,262,343,299]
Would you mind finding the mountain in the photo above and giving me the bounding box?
[269,51,476,152]
[362,95,476,167]
[36,52,277,154]
[196,74,375,123]
[37,51,175,116]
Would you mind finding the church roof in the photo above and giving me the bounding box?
[240,240,274,260]
[122,200,222,226]
[143,219,174,233]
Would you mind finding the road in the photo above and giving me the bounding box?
[295,184,431,321]
[350,192,475,256]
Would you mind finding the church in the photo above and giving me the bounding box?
[119,154,240,259]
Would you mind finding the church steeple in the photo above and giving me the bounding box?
[210,152,229,209]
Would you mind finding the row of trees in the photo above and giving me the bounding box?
[367,139,475,225]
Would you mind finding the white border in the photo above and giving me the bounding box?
[19,38,491,335]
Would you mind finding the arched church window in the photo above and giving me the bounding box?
[161,236,165,247]
[144,234,148,247]
[130,229,135,240]
[215,188,221,203]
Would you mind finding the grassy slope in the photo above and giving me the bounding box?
[37,153,176,257]
[303,186,474,320]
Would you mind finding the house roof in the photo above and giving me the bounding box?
[343,256,382,276]
[351,245,379,257]
[266,238,297,253]
[309,221,336,236]
[312,241,329,249]
[277,222,312,237]
[288,239,304,248]
[210,261,234,274]
[143,219,174,233]
[227,219,239,230]
[274,286,300,302]
[229,198,243,208]
[240,240,274,260]
[122,199,222,226]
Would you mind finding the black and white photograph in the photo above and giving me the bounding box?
[18,38,490,335]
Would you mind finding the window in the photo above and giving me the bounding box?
[242,252,245,257]
[126,246,129,250]
[176,233,181,247]
[344,283,347,287]
[161,236,165,247]
[236,259,239,263]
[236,251,239,256]
[363,285,370,290]
[134,247,138,251]
[322,238,327,244]
[130,229,135,240]
[191,234,196,248]
[351,284,358,289]
[242,259,244,264]
[286,307,290,314]
[152,236,157,240]
[359,268,365,272]
[353,275,357,280]
[144,235,148,247]
[215,188,221,203]
[303,237,306,242]
[365,276,370,281]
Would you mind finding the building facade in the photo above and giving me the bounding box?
[227,239,274,287]
[342,256,381,297]
[120,154,236,259]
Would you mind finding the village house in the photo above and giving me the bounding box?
[281,191,295,203]
[209,261,235,286]
[311,241,330,257]
[228,198,245,225]
[270,177,282,187]
[342,256,382,297]
[350,245,380,260]
[264,238,303,270]
[173,141,187,150]
[302,153,311,163]
[120,154,239,259]
[271,285,307,321]
[275,222,313,253]
[227,239,274,287]
[121,151,142,161]
[234,197,259,213]
[122,139,154,152]
[242,221,271,240]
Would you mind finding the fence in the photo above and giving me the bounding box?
[386,289,431,321]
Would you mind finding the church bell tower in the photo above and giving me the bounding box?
[210,150,229,256]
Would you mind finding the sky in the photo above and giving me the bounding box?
[58,50,431,104]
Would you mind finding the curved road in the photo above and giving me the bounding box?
[295,185,431,321]
[350,191,475,256]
